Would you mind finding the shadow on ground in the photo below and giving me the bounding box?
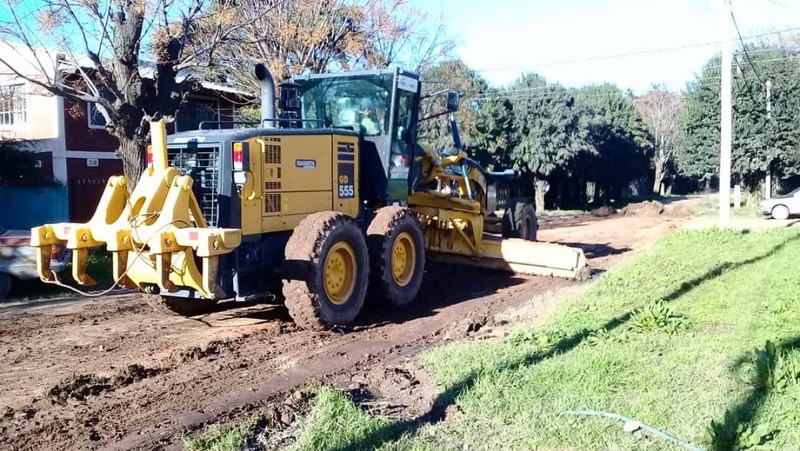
[184,263,532,330]
[354,263,531,329]
[554,242,630,259]
[707,336,800,450]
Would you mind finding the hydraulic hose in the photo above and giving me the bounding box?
[42,217,192,298]
[562,410,706,451]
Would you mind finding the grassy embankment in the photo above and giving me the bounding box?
[189,228,800,450]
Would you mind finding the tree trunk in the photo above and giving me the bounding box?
[534,177,547,212]
[118,135,146,188]
[652,162,663,194]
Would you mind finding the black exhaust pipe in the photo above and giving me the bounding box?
[254,63,276,129]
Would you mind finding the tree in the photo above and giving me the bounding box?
[506,73,591,209]
[675,56,721,189]
[212,0,455,93]
[508,74,590,175]
[634,84,683,194]
[418,59,488,152]
[471,88,516,170]
[0,0,240,185]
[576,84,652,203]
[676,43,800,193]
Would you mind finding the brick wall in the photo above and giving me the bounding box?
[66,156,122,179]
[64,96,240,154]
[63,98,119,152]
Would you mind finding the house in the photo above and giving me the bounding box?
[0,42,254,225]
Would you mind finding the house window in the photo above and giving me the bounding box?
[0,84,27,127]
[87,103,107,129]
[176,98,219,132]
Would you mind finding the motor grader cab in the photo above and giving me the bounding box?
[29,64,587,330]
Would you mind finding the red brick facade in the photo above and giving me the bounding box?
[63,92,244,221]
[63,98,120,152]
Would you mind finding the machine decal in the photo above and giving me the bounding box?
[337,162,355,198]
[336,141,356,199]
[295,159,316,169]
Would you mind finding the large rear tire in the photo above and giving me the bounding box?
[502,198,538,241]
[283,212,369,330]
[366,206,425,306]
[143,294,217,316]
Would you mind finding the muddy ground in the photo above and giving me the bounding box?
[0,207,687,451]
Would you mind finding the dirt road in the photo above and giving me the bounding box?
[0,208,685,451]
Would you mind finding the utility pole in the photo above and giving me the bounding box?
[765,79,772,199]
[718,0,733,228]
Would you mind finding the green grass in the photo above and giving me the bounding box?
[184,414,263,451]
[184,388,396,451]
[294,387,396,450]
[288,228,800,451]
[692,193,761,218]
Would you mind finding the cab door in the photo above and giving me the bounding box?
[386,73,421,201]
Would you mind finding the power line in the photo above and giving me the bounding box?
[467,26,800,74]
[465,68,799,101]
[728,2,766,85]
[462,77,797,104]
[421,52,800,88]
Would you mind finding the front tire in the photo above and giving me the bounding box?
[283,212,369,330]
[502,199,538,241]
[366,207,425,306]
[772,205,790,220]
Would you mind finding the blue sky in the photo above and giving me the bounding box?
[413,0,800,94]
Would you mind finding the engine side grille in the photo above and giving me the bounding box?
[264,137,281,164]
[264,137,283,196]
[167,146,220,227]
[265,193,281,214]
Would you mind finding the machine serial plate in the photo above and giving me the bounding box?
[295,159,316,169]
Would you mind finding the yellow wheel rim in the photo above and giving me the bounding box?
[391,232,416,287]
[323,241,357,305]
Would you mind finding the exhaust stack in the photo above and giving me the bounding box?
[255,63,276,129]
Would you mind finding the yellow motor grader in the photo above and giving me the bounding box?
[29,64,587,330]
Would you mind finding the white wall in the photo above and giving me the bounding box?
[0,41,66,182]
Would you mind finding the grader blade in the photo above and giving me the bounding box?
[427,235,588,280]
[411,194,588,281]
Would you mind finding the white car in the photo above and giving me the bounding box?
[0,225,70,299]
[758,187,800,220]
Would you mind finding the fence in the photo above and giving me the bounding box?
[0,186,69,230]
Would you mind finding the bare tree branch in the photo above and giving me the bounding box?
[634,84,684,194]
[0,0,240,185]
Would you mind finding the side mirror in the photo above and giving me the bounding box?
[447,91,459,112]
